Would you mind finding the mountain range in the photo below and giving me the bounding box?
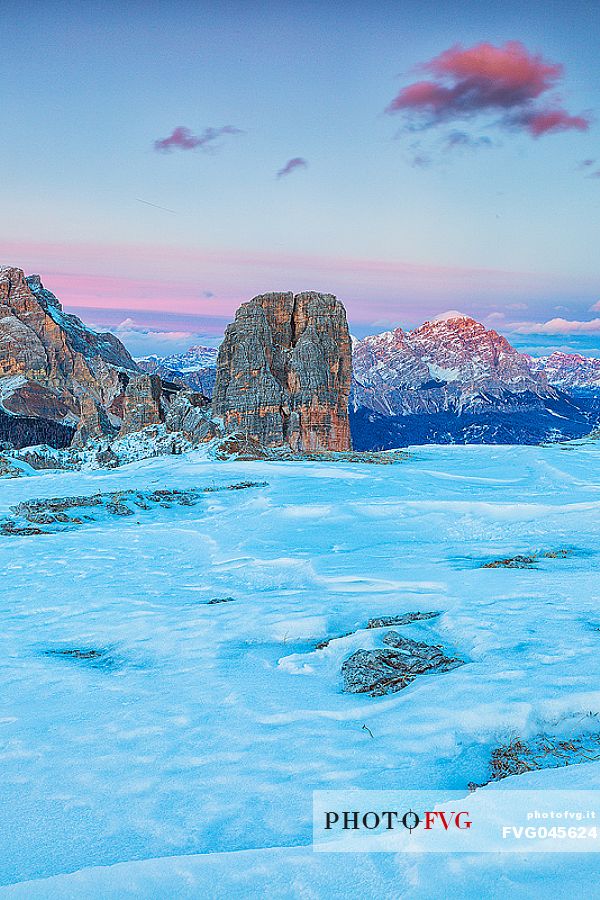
[1,264,599,452]
[350,313,598,448]
[136,346,218,397]
[140,311,600,449]
[528,351,600,391]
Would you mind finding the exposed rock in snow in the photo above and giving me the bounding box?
[0,480,268,536]
[0,455,22,478]
[482,549,571,568]
[469,732,600,790]
[41,646,123,672]
[366,611,441,628]
[341,632,463,696]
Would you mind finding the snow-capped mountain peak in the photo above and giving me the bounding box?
[354,314,546,400]
[349,313,589,446]
[137,345,218,372]
[429,309,472,324]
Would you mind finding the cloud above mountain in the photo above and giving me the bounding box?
[154,126,243,153]
[514,317,600,334]
[99,317,200,357]
[386,41,590,138]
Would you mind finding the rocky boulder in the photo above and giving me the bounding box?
[164,390,218,443]
[212,291,352,451]
[0,456,22,478]
[341,632,463,696]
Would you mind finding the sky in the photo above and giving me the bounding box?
[1,0,600,356]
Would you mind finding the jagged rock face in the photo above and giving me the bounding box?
[0,266,139,447]
[118,374,163,436]
[212,291,352,451]
[73,396,117,446]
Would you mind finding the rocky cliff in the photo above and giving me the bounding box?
[0,265,139,447]
[212,291,352,451]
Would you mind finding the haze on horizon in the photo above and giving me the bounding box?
[1,0,600,357]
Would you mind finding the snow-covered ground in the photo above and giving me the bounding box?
[0,440,599,897]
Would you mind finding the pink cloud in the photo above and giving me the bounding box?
[154,125,243,152]
[386,41,590,138]
[276,157,308,178]
[422,41,560,98]
[514,317,600,334]
[509,107,589,137]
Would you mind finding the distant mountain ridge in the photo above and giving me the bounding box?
[138,312,600,449]
[528,351,600,391]
[352,313,553,415]
[5,267,596,455]
[137,345,219,397]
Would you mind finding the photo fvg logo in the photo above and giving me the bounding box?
[324,809,472,833]
[315,791,600,853]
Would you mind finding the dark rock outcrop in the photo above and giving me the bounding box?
[212,291,352,451]
[95,446,119,469]
[341,632,463,696]
[0,482,269,536]
[0,455,22,478]
[366,611,441,629]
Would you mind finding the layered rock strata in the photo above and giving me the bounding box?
[212,291,352,451]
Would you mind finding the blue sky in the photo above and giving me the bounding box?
[1,0,599,355]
